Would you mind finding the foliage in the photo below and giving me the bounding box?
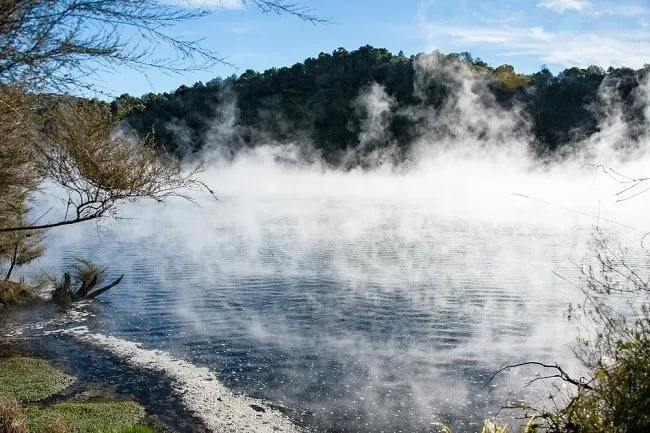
[71,259,108,289]
[0,86,40,196]
[25,402,144,433]
[0,229,45,281]
[508,230,650,433]
[0,357,75,402]
[555,232,650,433]
[0,86,46,281]
[0,1,231,288]
[0,96,209,233]
[0,0,326,92]
[0,0,212,92]
[482,420,509,433]
[122,46,648,165]
[493,65,531,90]
[0,0,321,289]
[0,397,27,433]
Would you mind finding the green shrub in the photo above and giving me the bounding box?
[553,334,650,433]
[513,231,650,433]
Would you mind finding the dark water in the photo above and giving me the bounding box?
[10,187,638,432]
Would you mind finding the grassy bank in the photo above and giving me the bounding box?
[0,358,75,402]
[0,356,159,433]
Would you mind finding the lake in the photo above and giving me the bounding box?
[9,156,649,432]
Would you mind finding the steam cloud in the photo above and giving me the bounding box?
[30,55,650,432]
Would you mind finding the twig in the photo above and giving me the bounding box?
[484,362,594,391]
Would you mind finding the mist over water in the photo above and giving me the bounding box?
[24,58,650,432]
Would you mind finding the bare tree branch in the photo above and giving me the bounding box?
[1,96,216,233]
[0,0,328,92]
[485,361,595,391]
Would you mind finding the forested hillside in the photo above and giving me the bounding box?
[117,46,649,167]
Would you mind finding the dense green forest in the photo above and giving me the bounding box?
[117,46,649,167]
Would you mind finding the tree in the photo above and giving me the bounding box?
[0,223,45,281]
[492,229,650,433]
[557,231,650,433]
[0,97,209,233]
[0,85,45,285]
[0,0,324,302]
[0,0,327,92]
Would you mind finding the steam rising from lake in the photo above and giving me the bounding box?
[29,58,650,432]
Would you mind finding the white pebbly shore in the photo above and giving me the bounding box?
[54,326,304,433]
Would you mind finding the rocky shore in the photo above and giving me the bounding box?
[1,305,304,433]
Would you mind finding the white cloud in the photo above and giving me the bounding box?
[538,0,648,16]
[542,33,649,67]
[591,2,650,17]
[538,0,591,12]
[530,26,553,42]
[422,22,650,69]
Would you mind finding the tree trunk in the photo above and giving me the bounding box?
[86,274,124,299]
[4,243,18,281]
[52,271,124,304]
[52,272,72,304]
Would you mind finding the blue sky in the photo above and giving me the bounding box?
[97,0,650,97]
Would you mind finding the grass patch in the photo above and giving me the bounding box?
[0,357,75,402]
[26,402,145,433]
[1,357,157,433]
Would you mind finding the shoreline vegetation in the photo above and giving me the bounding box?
[0,352,158,433]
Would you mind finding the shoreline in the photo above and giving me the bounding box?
[0,334,206,433]
[1,314,304,433]
[58,326,303,433]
